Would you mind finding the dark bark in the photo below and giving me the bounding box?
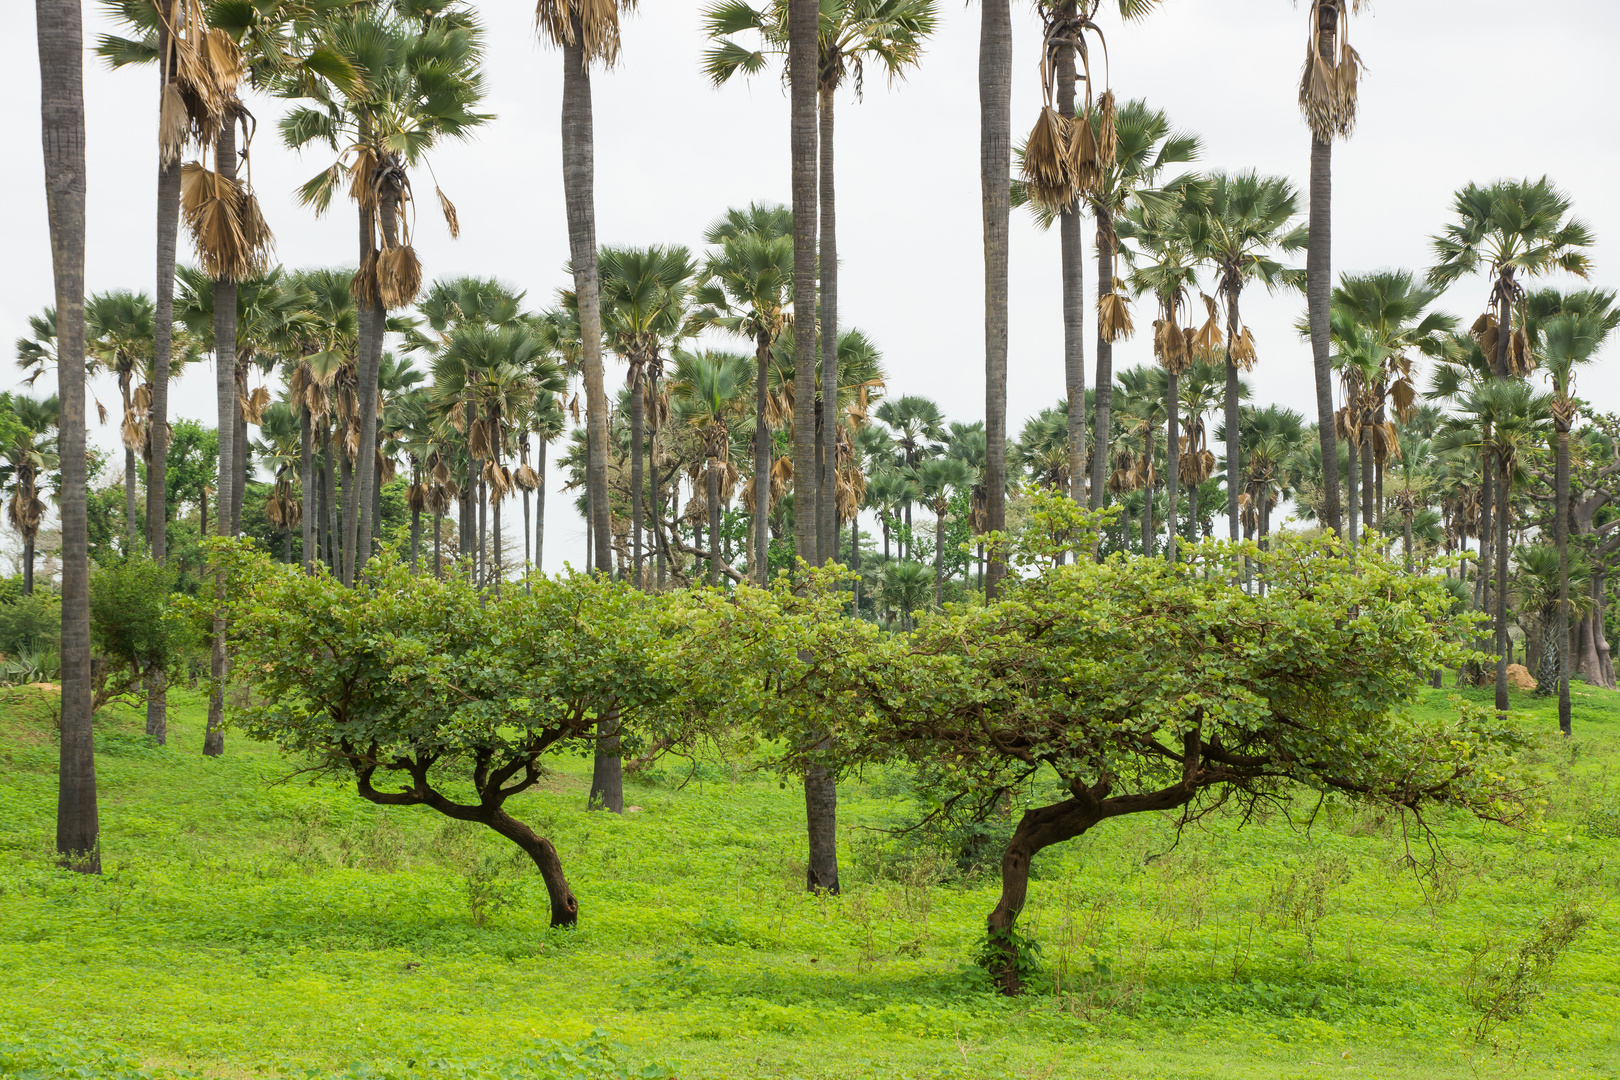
[561,23,612,574]
[40,0,98,869]
[790,0,819,569]
[1091,209,1115,515]
[1056,25,1085,508]
[205,117,238,760]
[1166,369,1180,563]
[630,378,644,588]
[1224,288,1242,544]
[589,709,624,814]
[804,757,839,893]
[1306,134,1339,529]
[232,357,248,536]
[323,424,338,572]
[754,330,771,584]
[1556,422,1571,733]
[980,0,1010,596]
[818,87,839,566]
[707,453,721,586]
[1495,452,1511,714]
[345,196,375,585]
[300,404,314,572]
[148,112,179,568]
[536,435,548,574]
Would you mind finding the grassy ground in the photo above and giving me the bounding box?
[1,681,1618,1079]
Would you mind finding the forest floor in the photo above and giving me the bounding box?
[0,680,1618,1079]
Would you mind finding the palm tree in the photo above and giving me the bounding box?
[916,455,971,606]
[1,396,60,597]
[687,204,795,584]
[880,558,931,631]
[1513,544,1592,702]
[1297,0,1365,536]
[1429,177,1594,710]
[37,0,97,871]
[282,268,356,572]
[873,394,945,558]
[1114,365,1168,555]
[83,291,156,551]
[254,401,304,562]
[1237,404,1306,562]
[1187,171,1306,546]
[703,0,936,566]
[1529,290,1619,733]
[536,0,634,586]
[283,0,488,584]
[1174,359,1224,547]
[599,245,695,589]
[670,350,753,586]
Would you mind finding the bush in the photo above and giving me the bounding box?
[0,591,61,658]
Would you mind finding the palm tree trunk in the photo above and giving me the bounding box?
[630,377,644,588]
[300,404,314,572]
[410,468,422,574]
[340,450,354,574]
[1306,134,1340,534]
[123,407,137,553]
[707,455,721,585]
[789,0,819,570]
[1091,209,1115,515]
[1166,370,1180,563]
[1056,23,1085,509]
[1360,439,1374,534]
[1188,472,1199,548]
[980,0,1011,597]
[1403,511,1413,573]
[818,86,839,566]
[1224,288,1242,544]
[754,331,771,584]
[346,198,376,585]
[205,117,238,760]
[934,506,944,607]
[1556,421,1572,734]
[492,487,502,594]
[522,484,530,584]
[478,475,488,585]
[434,511,442,580]
[145,140,180,746]
[851,512,860,614]
[1346,432,1360,561]
[1495,453,1511,714]
[324,425,338,572]
[536,435,548,574]
[232,359,248,535]
[38,0,97,868]
[561,24,613,575]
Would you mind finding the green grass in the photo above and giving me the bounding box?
[2,681,1619,1079]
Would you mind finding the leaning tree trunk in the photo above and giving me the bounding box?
[204,116,238,760]
[818,86,839,566]
[1556,418,1572,733]
[789,0,819,570]
[980,0,1011,597]
[1056,24,1085,510]
[1091,208,1115,516]
[986,798,1106,995]
[39,0,98,871]
[487,807,579,927]
[560,25,612,575]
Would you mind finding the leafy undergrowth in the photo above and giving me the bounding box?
[1,683,1618,1078]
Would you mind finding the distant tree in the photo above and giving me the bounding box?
[89,557,189,736]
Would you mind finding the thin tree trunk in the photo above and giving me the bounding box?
[232,358,248,535]
[1346,432,1360,561]
[124,443,137,553]
[39,0,98,869]
[851,512,860,614]
[1166,370,1180,563]
[754,332,771,584]
[1056,24,1085,508]
[1224,288,1242,544]
[324,425,338,572]
[1360,438,1374,534]
[434,509,442,579]
[346,193,376,585]
[708,455,721,587]
[146,142,180,744]
[1557,422,1572,733]
[1091,209,1115,516]
[1495,453,1511,714]
[492,484,502,593]
[522,485,530,584]
[205,116,238,760]
[536,435,548,574]
[981,0,1011,597]
[1307,131,1340,533]
[818,87,839,566]
[410,467,422,574]
[478,475,488,585]
[934,506,944,607]
[561,25,613,574]
[630,377,644,588]
[300,403,314,572]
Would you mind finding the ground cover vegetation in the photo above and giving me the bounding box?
[15,0,1620,1076]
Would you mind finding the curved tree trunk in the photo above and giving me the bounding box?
[39,0,98,869]
[1091,209,1115,515]
[980,0,1010,597]
[986,799,1102,995]
[789,0,819,570]
[205,117,238,760]
[818,87,839,566]
[487,808,578,927]
[561,24,612,575]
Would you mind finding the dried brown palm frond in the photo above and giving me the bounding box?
[1095,91,1117,170]
[536,0,636,67]
[407,482,426,514]
[1021,105,1076,213]
[347,146,380,210]
[1390,375,1417,422]
[201,28,243,98]
[120,415,143,451]
[431,459,452,486]
[1472,314,1500,364]
[468,418,494,460]
[239,386,271,424]
[482,460,514,498]
[134,383,152,413]
[1298,0,1364,141]
[513,463,541,491]
[1180,448,1215,486]
[377,245,422,310]
[159,83,191,165]
[1152,319,1190,373]
[1191,295,1223,361]
[1228,326,1257,370]
[435,187,460,240]
[1097,291,1134,343]
[1509,327,1533,376]
[9,490,45,537]
[684,491,708,524]
[1368,420,1399,466]
[351,251,382,310]
[180,162,273,281]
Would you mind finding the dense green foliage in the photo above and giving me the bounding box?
[0,685,1616,1078]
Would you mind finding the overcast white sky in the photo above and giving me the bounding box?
[7,0,1619,571]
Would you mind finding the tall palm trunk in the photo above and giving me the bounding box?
[1556,416,1572,734]
[346,204,375,584]
[205,117,238,760]
[1223,287,1242,544]
[434,509,443,579]
[1360,438,1374,534]
[754,330,771,583]
[478,475,487,584]
[323,424,338,572]
[1141,428,1154,557]
[121,377,138,551]
[146,118,181,744]
[1494,454,1511,714]
[980,0,1011,598]
[1305,4,1341,535]
[1346,430,1360,561]
[1056,19,1085,508]
[410,463,422,573]
[789,0,819,570]
[707,454,721,585]
[351,188,391,583]
[851,512,860,613]
[300,403,314,572]
[492,487,502,593]
[818,86,839,565]
[933,505,944,607]
[232,359,248,534]
[561,23,612,576]
[522,483,531,583]
[1166,370,1180,563]
[630,377,645,588]
[38,0,97,870]
[536,435,548,574]
[1091,210,1115,514]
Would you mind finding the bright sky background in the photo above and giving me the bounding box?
[6,0,1619,572]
